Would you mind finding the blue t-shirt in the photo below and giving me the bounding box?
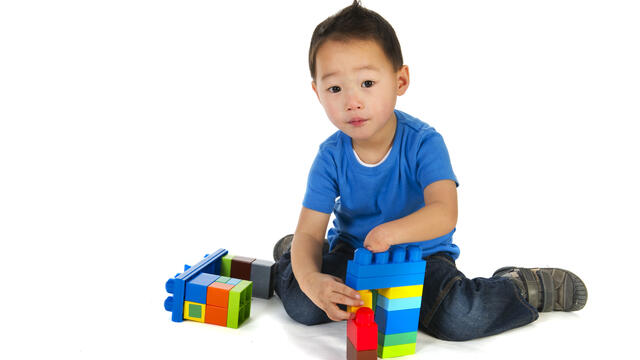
[302,109,460,259]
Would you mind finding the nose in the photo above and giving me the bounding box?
[345,90,364,111]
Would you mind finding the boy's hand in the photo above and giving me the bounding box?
[364,223,396,252]
[300,272,364,322]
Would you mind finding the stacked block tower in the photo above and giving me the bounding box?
[345,245,426,359]
[164,248,276,328]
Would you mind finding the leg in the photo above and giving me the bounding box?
[274,240,354,325]
[419,253,539,341]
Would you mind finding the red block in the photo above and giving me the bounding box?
[347,307,378,351]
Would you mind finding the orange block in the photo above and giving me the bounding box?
[205,305,227,326]
[207,282,234,307]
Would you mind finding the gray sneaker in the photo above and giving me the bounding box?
[273,234,294,262]
[494,266,588,312]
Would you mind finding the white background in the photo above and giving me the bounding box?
[1,0,638,359]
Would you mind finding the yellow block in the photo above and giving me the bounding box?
[377,285,423,299]
[347,289,373,313]
[183,301,205,322]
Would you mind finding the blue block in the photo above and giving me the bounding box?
[164,249,228,322]
[346,272,425,291]
[226,278,241,286]
[374,306,421,335]
[376,294,422,311]
[347,246,426,279]
[185,273,219,303]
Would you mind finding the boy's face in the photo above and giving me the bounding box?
[312,39,409,144]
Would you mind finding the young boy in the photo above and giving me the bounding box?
[273,0,587,341]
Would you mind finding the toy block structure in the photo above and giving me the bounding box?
[164,249,277,328]
[345,245,426,359]
[347,307,378,360]
[164,249,252,328]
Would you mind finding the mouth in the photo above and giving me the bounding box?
[349,118,367,126]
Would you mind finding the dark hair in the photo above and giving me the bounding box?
[308,0,404,81]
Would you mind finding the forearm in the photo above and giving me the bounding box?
[290,232,324,291]
[387,202,457,245]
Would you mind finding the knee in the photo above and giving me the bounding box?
[428,312,480,341]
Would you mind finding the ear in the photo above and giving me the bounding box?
[396,65,410,96]
[311,80,320,101]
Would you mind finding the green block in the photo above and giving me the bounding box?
[227,280,253,328]
[378,331,417,347]
[377,343,416,358]
[221,255,234,277]
[372,289,378,312]
[189,303,202,318]
[215,276,231,283]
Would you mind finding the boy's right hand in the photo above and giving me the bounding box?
[300,272,364,322]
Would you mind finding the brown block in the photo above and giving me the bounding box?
[230,256,256,280]
[347,337,377,360]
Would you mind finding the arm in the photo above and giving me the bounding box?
[364,179,458,252]
[291,206,363,321]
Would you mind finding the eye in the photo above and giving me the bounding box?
[362,80,374,88]
[328,86,341,93]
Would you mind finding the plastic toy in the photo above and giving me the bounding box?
[345,245,427,359]
[347,307,378,360]
[164,249,276,328]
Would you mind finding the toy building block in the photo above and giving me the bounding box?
[185,273,219,303]
[378,343,416,358]
[164,249,228,322]
[207,282,234,308]
[347,307,378,351]
[348,289,373,313]
[227,280,252,328]
[374,306,421,335]
[376,294,422,311]
[250,259,276,299]
[346,246,426,291]
[183,301,205,323]
[230,256,255,280]
[347,338,377,360]
[347,246,426,278]
[215,276,231,283]
[205,304,227,326]
[378,331,417,347]
[221,255,234,276]
[377,284,423,299]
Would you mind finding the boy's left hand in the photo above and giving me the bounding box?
[363,223,397,253]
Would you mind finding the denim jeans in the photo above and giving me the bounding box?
[274,241,539,341]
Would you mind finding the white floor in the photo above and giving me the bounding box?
[2,1,638,359]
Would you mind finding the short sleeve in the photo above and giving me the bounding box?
[302,146,339,214]
[416,131,459,190]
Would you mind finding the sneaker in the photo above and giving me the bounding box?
[272,234,331,262]
[273,234,294,262]
[494,266,588,312]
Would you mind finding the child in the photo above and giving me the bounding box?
[273,0,587,341]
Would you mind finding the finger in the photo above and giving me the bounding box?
[333,282,363,300]
[327,304,352,322]
[329,292,364,307]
